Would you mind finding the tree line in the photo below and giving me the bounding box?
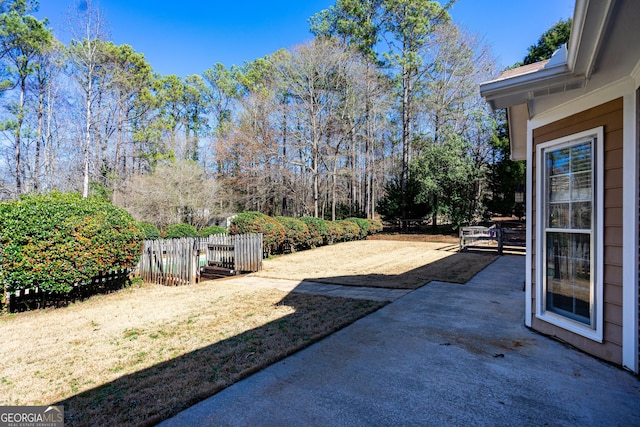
[0,0,544,230]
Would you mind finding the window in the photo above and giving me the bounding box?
[536,127,603,341]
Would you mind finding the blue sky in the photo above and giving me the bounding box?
[36,0,575,77]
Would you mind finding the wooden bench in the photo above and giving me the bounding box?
[459,225,503,255]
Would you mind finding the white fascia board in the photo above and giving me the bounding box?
[566,0,588,72]
[480,64,573,111]
[574,0,615,80]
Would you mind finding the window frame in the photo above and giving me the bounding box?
[535,127,604,342]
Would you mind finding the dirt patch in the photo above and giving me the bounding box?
[0,282,383,426]
[254,240,497,289]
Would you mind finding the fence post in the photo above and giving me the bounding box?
[190,238,198,285]
[497,222,503,255]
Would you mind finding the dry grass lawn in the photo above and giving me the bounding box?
[0,236,498,426]
[0,282,384,426]
[255,240,497,288]
[368,233,459,244]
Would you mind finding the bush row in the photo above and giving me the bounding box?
[230,212,382,255]
[138,222,227,240]
[0,192,143,296]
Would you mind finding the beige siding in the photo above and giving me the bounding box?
[531,98,624,365]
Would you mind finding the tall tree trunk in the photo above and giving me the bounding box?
[400,63,412,230]
[364,80,372,219]
[281,104,288,215]
[34,83,45,192]
[313,144,319,218]
[14,78,26,194]
[350,128,356,215]
[46,85,54,191]
[83,74,92,198]
[113,99,125,204]
[331,155,338,221]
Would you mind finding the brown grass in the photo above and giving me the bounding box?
[0,282,384,426]
[255,240,497,288]
[368,233,459,244]
[0,236,499,425]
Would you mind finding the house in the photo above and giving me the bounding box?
[480,0,639,373]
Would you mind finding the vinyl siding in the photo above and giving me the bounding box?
[531,98,623,365]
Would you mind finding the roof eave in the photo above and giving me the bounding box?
[480,0,615,113]
[480,64,576,112]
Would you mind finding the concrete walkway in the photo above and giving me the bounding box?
[161,256,640,426]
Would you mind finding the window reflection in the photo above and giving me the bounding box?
[544,139,593,326]
[546,232,591,324]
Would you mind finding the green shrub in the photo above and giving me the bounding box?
[367,219,383,234]
[275,216,310,251]
[325,221,343,244]
[230,211,285,255]
[337,220,361,241]
[344,217,369,239]
[299,217,329,248]
[164,223,199,239]
[198,225,227,237]
[138,222,160,240]
[0,191,143,295]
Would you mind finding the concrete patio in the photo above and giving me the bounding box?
[161,255,640,426]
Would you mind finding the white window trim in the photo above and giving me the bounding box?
[535,126,604,342]
[621,90,639,372]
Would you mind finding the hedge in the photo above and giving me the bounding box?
[275,216,310,251]
[164,223,199,239]
[368,219,384,234]
[299,217,329,248]
[229,212,382,255]
[198,225,227,237]
[138,222,160,240]
[0,191,143,296]
[325,221,343,245]
[344,217,370,239]
[230,211,285,255]
[337,220,361,241]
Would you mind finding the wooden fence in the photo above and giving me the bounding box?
[137,238,200,286]
[136,234,263,286]
[4,269,131,312]
[209,233,263,273]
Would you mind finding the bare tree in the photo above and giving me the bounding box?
[273,38,359,217]
[66,0,108,198]
[0,0,52,194]
[30,38,63,192]
[118,160,223,229]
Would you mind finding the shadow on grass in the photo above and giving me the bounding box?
[53,292,385,427]
[53,250,522,426]
[303,250,501,289]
